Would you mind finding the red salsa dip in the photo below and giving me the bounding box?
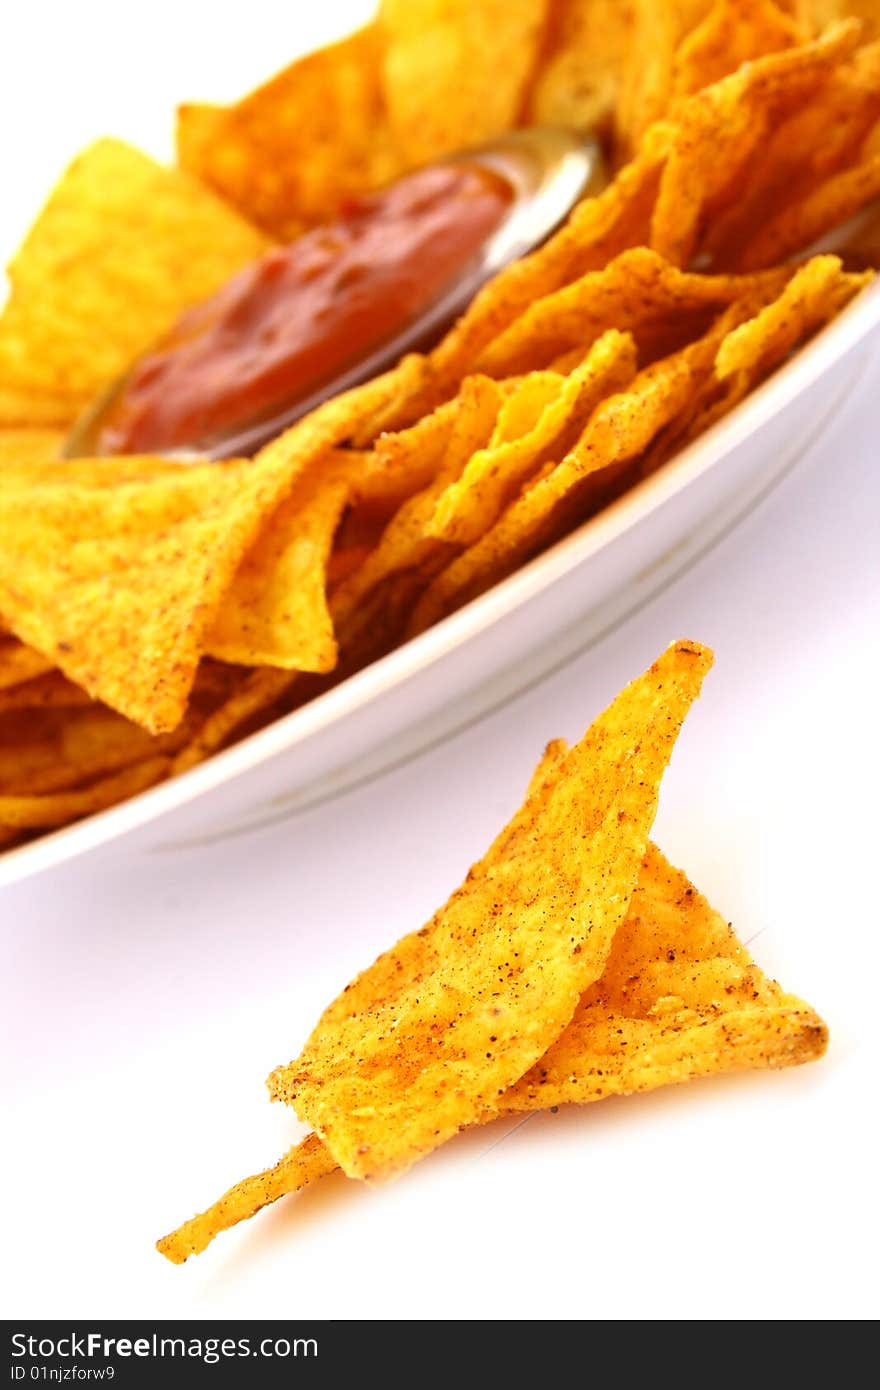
[98,162,512,455]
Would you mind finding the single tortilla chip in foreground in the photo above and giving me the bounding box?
[502,834,827,1112]
[268,640,712,1183]
[157,832,826,1263]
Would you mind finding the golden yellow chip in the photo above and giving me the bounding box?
[177,27,400,240]
[268,641,711,1183]
[0,756,171,829]
[614,0,712,157]
[378,0,549,165]
[0,139,268,423]
[205,455,354,672]
[740,153,880,267]
[156,1133,338,1265]
[504,838,827,1111]
[0,429,65,463]
[157,832,825,1262]
[649,19,862,265]
[0,671,89,715]
[408,343,698,634]
[716,256,872,378]
[524,0,635,136]
[0,639,54,692]
[0,702,190,797]
[474,248,788,378]
[671,0,805,99]
[0,457,276,734]
[427,330,638,546]
[330,375,503,629]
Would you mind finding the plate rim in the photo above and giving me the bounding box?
[3,278,879,886]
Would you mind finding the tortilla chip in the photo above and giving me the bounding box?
[378,0,550,165]
[0,671,90,715]
[701,39,880,267]
[0,756,171,829]
[330,375,503,629]
[524,0,636,136]
[205,454,354,672]
[158,834,825,1261]
[715,256,872,376]
[426,331,638,546]
[0,701,192,797]
[473,248,789,378]
[407,343,699,634]
[0,357,423,736]
[671,0,805,99]
[503,838,828,1110]
[739,152,880,267]
[0,459,263,733]
[386,150,664,433]
[0,429,65,465]
[614,0,712,158]
[650,21,863,266]
[269,641,711,1183]
[0,139,268,419]
[0,639,54,691]
[177,27,399,240]
[156,1132,338,1265]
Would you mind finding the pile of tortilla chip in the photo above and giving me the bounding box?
[156,640,828,1262]
[2,0,880,854]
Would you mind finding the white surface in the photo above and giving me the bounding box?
[3,0,880,1323]
[6,281,877,888]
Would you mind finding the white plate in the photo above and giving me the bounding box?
[3,280,879,887]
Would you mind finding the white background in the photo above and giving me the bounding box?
[2,1,879,1321]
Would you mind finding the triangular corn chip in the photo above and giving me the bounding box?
[0,139,268,421]
[205,455,354,672]
[157,833,826,1264]
[426,330,637,546]
[268,641,711,1183]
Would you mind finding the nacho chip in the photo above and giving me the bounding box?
[701,39,880,266]
[205,454,354,672]
[0,756,170,829]
[0,671,91,715]
[0,458,268,733]
[474,248,789,378]
[650,20,863,266]
[269,641,711,1183]
[671,0,805,99]
[0,702,191,797]
[503,838,828,1110]
[0,429,64,465]
[715,256,872,377]
[408,343,698,634]
[614,0,712,157]
[426,330,638,546]
[177,27,400,240]
[524,0,635,136]
[0,139,268,421]
[0,639,54,691]
[739,152,880,267]
[156,1132,338,1265]
[386,150,665,432]
[158,832,825,1262]
[378,0,550,165]
[330,375,503,629]
[0,357,423,736]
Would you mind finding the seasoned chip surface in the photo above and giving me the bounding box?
[269,641,712,1182]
